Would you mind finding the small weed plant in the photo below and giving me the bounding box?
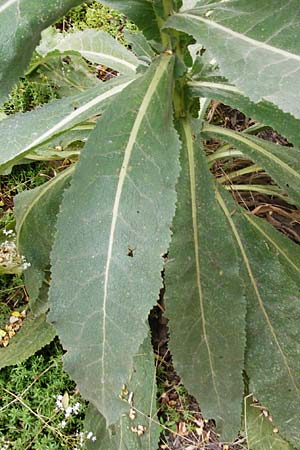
[0,341,90,450]
[1,1,300,449]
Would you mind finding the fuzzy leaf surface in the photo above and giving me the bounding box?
[216,189,300,446]
[0,313,55,369]
[244,397,291,450]
[203,123,300,206]
[189,81,300,147]
[165,119,246,439]
[44,29,140,76]
[84,333,159,450]
[14,167,73,314]
[49,56,180,425]
[0,77,133,171]
[166,0,300,118]
[0,0,83,104]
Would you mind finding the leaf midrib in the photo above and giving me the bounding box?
[179,13,300,62]
[183,119,221,408]
[100,55,172,403]
[25,81,132,150]
[13,80,133,163]
[216,189,300,395]
[203,123,300,182]
[0,0,17,14]
[78,50,137,71]
[243,213,300,275]
[188,80,241,94]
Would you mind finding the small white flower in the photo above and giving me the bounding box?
[73,402,81,414]
[65,406,73,418]
[56,394,63,409]
[78,432,84,446]
[60,420,67,428]
[86,431,96,441]
[2,229,13,236]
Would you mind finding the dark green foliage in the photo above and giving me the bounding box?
[0,79,58,115]
[61,1,137,44]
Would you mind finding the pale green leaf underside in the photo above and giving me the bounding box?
[49,55,180,425]
[0,0,82,104]
[44,29,140,76]
[189,81,300,148]
[85,334,159,450]
[0,76,133,171]
[165,119,246,440]
[14,167,73,314]
[0,313,55,369]
[167,0,300,118]
[244,397,291,450]
[203,123,300,205]
[216,189,300,446]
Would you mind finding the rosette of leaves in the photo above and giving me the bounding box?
[1,0,300,448]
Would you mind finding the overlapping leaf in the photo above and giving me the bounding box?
[189,81,300,147]
[1,167,75,368]
[49,55,180,425]
[42,29,140,76]
[84,334,159,450]
[14,167,73,314]
[0,313,55,369]
[165,119,246,440]
[98,0,160,41]
[216,189,300,445]
[244,397,291,450]
[0,76,133,171]
[202,123,300,205]
[124,30,155,60]
[166,0,300,118]
[29,54,102,97]
[0,0,83,104]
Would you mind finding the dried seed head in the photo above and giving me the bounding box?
[129,408,136,420]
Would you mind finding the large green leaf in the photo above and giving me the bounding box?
[0,0,83,104]
[84,333,159,450]
[188,81,300,148]
[0,313,55,369]
[42,29,140,76]
[14,167,73,314]
[165,119,246,440]
[202,123,300,205]
[244,397,291,450]
[166,0,300,118]
[0,76,133,171]
[216,189,300,446]
[49,55,180,425]
[98,1,160,42]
